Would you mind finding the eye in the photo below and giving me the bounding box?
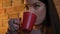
[33,4,40,9]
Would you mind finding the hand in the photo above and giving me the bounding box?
[7,18,21,34]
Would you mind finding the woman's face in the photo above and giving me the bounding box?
[25,0,46,25]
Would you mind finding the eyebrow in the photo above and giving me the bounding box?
[24,2,40,6]
[32,2,41,5]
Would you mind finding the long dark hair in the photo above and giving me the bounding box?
[39,0,60,34]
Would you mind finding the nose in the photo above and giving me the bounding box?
[25,5,29,10]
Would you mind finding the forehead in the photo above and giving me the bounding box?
[25,0,40,5]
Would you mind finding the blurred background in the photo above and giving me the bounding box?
[54,0,60,19]
[0,0,60,34]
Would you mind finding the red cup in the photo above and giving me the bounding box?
[22,12,37,33]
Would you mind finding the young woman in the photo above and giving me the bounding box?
[6,0,59,34]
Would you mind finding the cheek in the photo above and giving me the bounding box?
[34,7,46,17]
[34,7,46,25]
[37,9,45,15]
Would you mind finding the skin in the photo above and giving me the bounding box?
[25,0,46,34]
[23,0,46,34]
[25,0,46,25]
[7,0,46,34]
[7,18,20,34]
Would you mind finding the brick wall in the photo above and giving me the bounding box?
[0,0,24,34]
[54,0,60,19]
